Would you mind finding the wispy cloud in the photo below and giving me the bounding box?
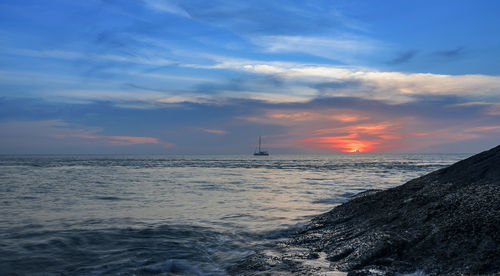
[434,47,465,59]
[388,50,418,65]
[49,123,174,147]
[166,1,362,36]
[0,120,174,150]
[47,90,167,105]
[252,35,381,63]
[107,136,170,145]
[448,102,500,116]
[7,49,175,66]
[238,109,370,125]
[196,128,227,135]
[466,125,500,133]
[142,0,191,17]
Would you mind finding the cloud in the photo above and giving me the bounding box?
[230,95,500,153]
[297,133,381,153]
[176,0,361,35]
[47,90,167,105]
[4,55,500,109]
[313,79,364,91]
[204,60,500,104]
[486,105,500,116]
[49,126,174,147]
[107,136,168,145]
[296,120,408,152]
[448,102,500,116]
[388,50,418,65]
[1,94,499,154]
[252,35,381,63]
[196,128,227,135]
[142,0,190,17]
[293,118,492,153]
[0,120,173,151]
[235,103,411,152]
[434,47,465,59]
[10,43,497,107]
[238,109,371,125]
[7,48,175,67]
[465,125,500,133]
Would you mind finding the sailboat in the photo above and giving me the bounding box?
[253,136,269,156]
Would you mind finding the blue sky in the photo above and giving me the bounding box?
[1,0,500,153]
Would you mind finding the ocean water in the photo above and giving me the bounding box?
[0,153,468,275]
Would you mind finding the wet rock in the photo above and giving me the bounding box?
[229,145,500,275]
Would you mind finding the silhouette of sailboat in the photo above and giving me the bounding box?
[253,136,269,156]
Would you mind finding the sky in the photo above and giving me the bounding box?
[1,0,500,154]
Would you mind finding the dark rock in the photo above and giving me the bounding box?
[229,145,500,275]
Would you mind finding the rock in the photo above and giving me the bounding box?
[229,145,500,275]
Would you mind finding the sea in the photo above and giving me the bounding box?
[0,153,468,275]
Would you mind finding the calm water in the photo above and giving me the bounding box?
[0,154,468,275]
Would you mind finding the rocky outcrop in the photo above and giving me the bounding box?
[229,145,500,275]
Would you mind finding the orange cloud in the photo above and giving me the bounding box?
[312,122,394,136]
[107,136,164,145]
[298,134,380,152]
[238,109,370,125]
[378,134,400,140]
[239,104,500,153]
[413,132,431,137]
[298,121,406,152]
[330,114,369,122]
[51,128,173,147]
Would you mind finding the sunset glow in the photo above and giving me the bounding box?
[0,1,499,154]
[298,135,380,153]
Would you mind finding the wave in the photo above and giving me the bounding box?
[0,223,269,275]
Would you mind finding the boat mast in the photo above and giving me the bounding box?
[258,136,261,152]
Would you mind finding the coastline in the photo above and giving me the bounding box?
[229,145,500,275]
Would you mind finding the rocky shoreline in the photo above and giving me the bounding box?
[229,145,500,275]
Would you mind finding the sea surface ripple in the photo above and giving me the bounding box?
[0,153,467,275]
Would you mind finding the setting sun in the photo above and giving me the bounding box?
[1,1,499,275]
[297,135,381,153]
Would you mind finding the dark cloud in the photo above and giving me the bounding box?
[388,50,418,65]
[434,47,465,59]
[194,80,244,95]
[261,75,285,87]
[313,79,364,91]
[192,74,286,95]
[311,79,379,98]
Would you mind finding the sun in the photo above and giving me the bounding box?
[343,142,367,153]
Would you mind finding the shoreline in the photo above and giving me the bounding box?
[229,145,500,275]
